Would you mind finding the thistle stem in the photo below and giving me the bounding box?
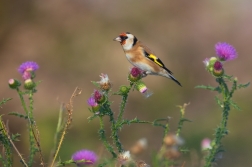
[98,116,117,158]
[204,77,232,167]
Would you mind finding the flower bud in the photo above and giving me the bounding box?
[93,90,105,104]
[212,61,224,77]
[119,85,130,95]
[24,79,35,90]
[128,67,142,82]
[135,81,153,98]
[8,79,21,89]
[209,57,217,66]
[128,73,141,82]
[213,69,224,77]
[135,81,147,93]
[201,138,212,150]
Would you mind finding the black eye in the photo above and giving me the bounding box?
[120,36,128,41]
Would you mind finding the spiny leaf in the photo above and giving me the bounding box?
[35,80,42,86]
[230,100,241,111]
[87,114,98,122]
[215,96,223,107]
[223,75,233,81]
[8,112,28,119]
[238,82,250,89]
[0,98,12,107]
[180,118,192,122]
[11,133,21,141]
[195,85,221,92]
[91,81,100,88]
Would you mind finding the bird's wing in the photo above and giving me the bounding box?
[140,42,173,75]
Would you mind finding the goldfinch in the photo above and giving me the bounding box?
[113,32,182,86]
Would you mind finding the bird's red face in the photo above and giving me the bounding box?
[113,32,129,45]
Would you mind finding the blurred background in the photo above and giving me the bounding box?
[1,0,251,166]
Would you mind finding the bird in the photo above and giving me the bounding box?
[113,32,182,86]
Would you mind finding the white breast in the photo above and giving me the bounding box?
[125,53,154,73]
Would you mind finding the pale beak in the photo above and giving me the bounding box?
[113,36,121,42]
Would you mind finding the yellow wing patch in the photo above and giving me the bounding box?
[148,54,164,67]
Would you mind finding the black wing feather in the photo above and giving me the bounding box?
[144,50,173,75]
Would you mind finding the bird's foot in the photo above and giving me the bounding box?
[141,71,148,78]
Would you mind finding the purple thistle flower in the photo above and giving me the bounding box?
[72,149,98,165]
[213,61,223,71]
[130,67,142,77]
[87,97,98,107]
[22,71,31,80]
[215,42,237,61]
[18,61,39,74]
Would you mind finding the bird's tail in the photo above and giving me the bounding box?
[169,74,182,87]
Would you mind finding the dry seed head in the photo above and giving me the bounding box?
[118,151,131,165]
[130,138,147,155]
[136,160,150,167]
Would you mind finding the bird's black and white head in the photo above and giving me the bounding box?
[113,32,138,51]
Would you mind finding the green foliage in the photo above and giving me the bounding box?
[0,98,12,107]
[196,74,249,167]
[8,112,28,119]
[238,82,250,89]
[195,85,221,93]
[78,76,190,167]
[11,133,21,142]
[0,117,13,167]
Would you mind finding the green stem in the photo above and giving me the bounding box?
[106,106,124,154]
[27,91,37,167]
[117,95,128,125]
[121,119,152,125]
[98,116,117,158]
[116,83,133,124]
[16,88,29,115]
[16,89,38,167]
[112,84,133,153]
[204,77,231,167]
[112,94,128,153]
[0,118,13,167]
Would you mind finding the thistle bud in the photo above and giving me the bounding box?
[128,67,142,82]
[209,57,217,66]
[119,85,130,95]
[213,61,224,77]
[24,79,35,90]
[135,81,147,93]
[8,79,21,89]
[135,81,153,98]
[93,90,105,104]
